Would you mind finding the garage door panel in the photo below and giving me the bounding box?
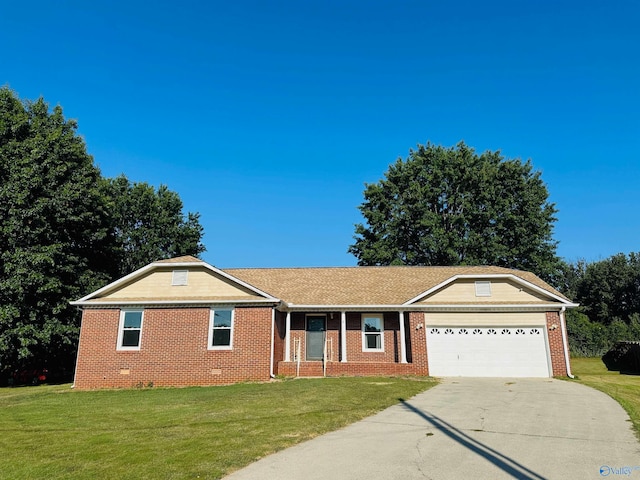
[426,326,550,377]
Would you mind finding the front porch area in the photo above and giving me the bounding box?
[273,310,427,377]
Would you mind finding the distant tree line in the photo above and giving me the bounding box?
[560,254,640,356]
[0,87,204,379]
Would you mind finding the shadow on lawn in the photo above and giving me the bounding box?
[399,398,546,480]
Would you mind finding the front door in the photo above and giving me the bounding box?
[306,315,326,360]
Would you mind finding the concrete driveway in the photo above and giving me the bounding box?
[225,378,640,480]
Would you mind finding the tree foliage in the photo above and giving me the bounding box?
[560,253,640,355]
[349,142,560,280]
[106,175,205,278]
[566,310,640,357]
[0,87,113,374]
[572,252,640,325]
[0,87,205,376]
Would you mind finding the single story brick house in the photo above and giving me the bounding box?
[71,255,577,389]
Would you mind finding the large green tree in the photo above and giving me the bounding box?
[349,142,561,280]
[0,87,113,375]
[0,88,206,377]
[105,175,205,277]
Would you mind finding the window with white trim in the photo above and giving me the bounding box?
[208,308,234,350]
[117,310,143,350]
[362,314,384,351]
[475,281,492,297]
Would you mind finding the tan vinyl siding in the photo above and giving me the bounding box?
[103,268,262,300]
[424,311,547,326]
[417,279,551,304]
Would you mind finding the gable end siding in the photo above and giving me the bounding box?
[416,279,552,304]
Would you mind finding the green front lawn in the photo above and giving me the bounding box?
[571,357,640,438]
[0,376,435,479]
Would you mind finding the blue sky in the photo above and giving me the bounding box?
[2,1,639,268]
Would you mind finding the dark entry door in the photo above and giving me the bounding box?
[306,315,326,360]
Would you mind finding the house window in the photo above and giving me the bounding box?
[117,310,143,350]
[172,270,189,286]
[208,309,234,350]
[475,281,492,297]
[362,314,384,351]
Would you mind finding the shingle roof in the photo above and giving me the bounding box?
[224,265,569,306]
[155,255,202,264]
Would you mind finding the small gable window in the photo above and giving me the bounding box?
[475,281,492,297]
[172,270,189,286]
[208,309,234,350]
[362,314,384,352]
[117,310,143,351]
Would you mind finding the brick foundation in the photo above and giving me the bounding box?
[277,361,418,377]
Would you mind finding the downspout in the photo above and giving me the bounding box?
[559,306,574,378]
[269,308,276,379]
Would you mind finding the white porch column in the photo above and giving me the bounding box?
[399,311,408,364]
[285,311,291,362]
[340,311,347,362]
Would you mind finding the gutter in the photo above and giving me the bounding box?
[279,303,578,312]
[70,299,280,307]
[559,306,574,378]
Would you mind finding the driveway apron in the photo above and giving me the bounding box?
[225,378,640,480]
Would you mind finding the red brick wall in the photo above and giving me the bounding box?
[408,312,429,375]
[74,306,568,388]
[73,306,273,389]
[546,311,569,376]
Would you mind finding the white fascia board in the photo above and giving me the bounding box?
[403,274,575,306]
[73,263,158,303]
[71,298,281,307]
[72,259,280,304]
[417,303,579,311]
[279,302,578,312]
[282,304,418,312]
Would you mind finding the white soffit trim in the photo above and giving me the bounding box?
[73,262,158,303]
[418,303,579,312]
[70,298,281,307]
[403,274,575,306]
[278,302,577,312]
[72,259,280,305]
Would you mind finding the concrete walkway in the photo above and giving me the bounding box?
[225,378,640,480]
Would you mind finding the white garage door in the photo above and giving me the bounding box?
[426,326,550,377]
